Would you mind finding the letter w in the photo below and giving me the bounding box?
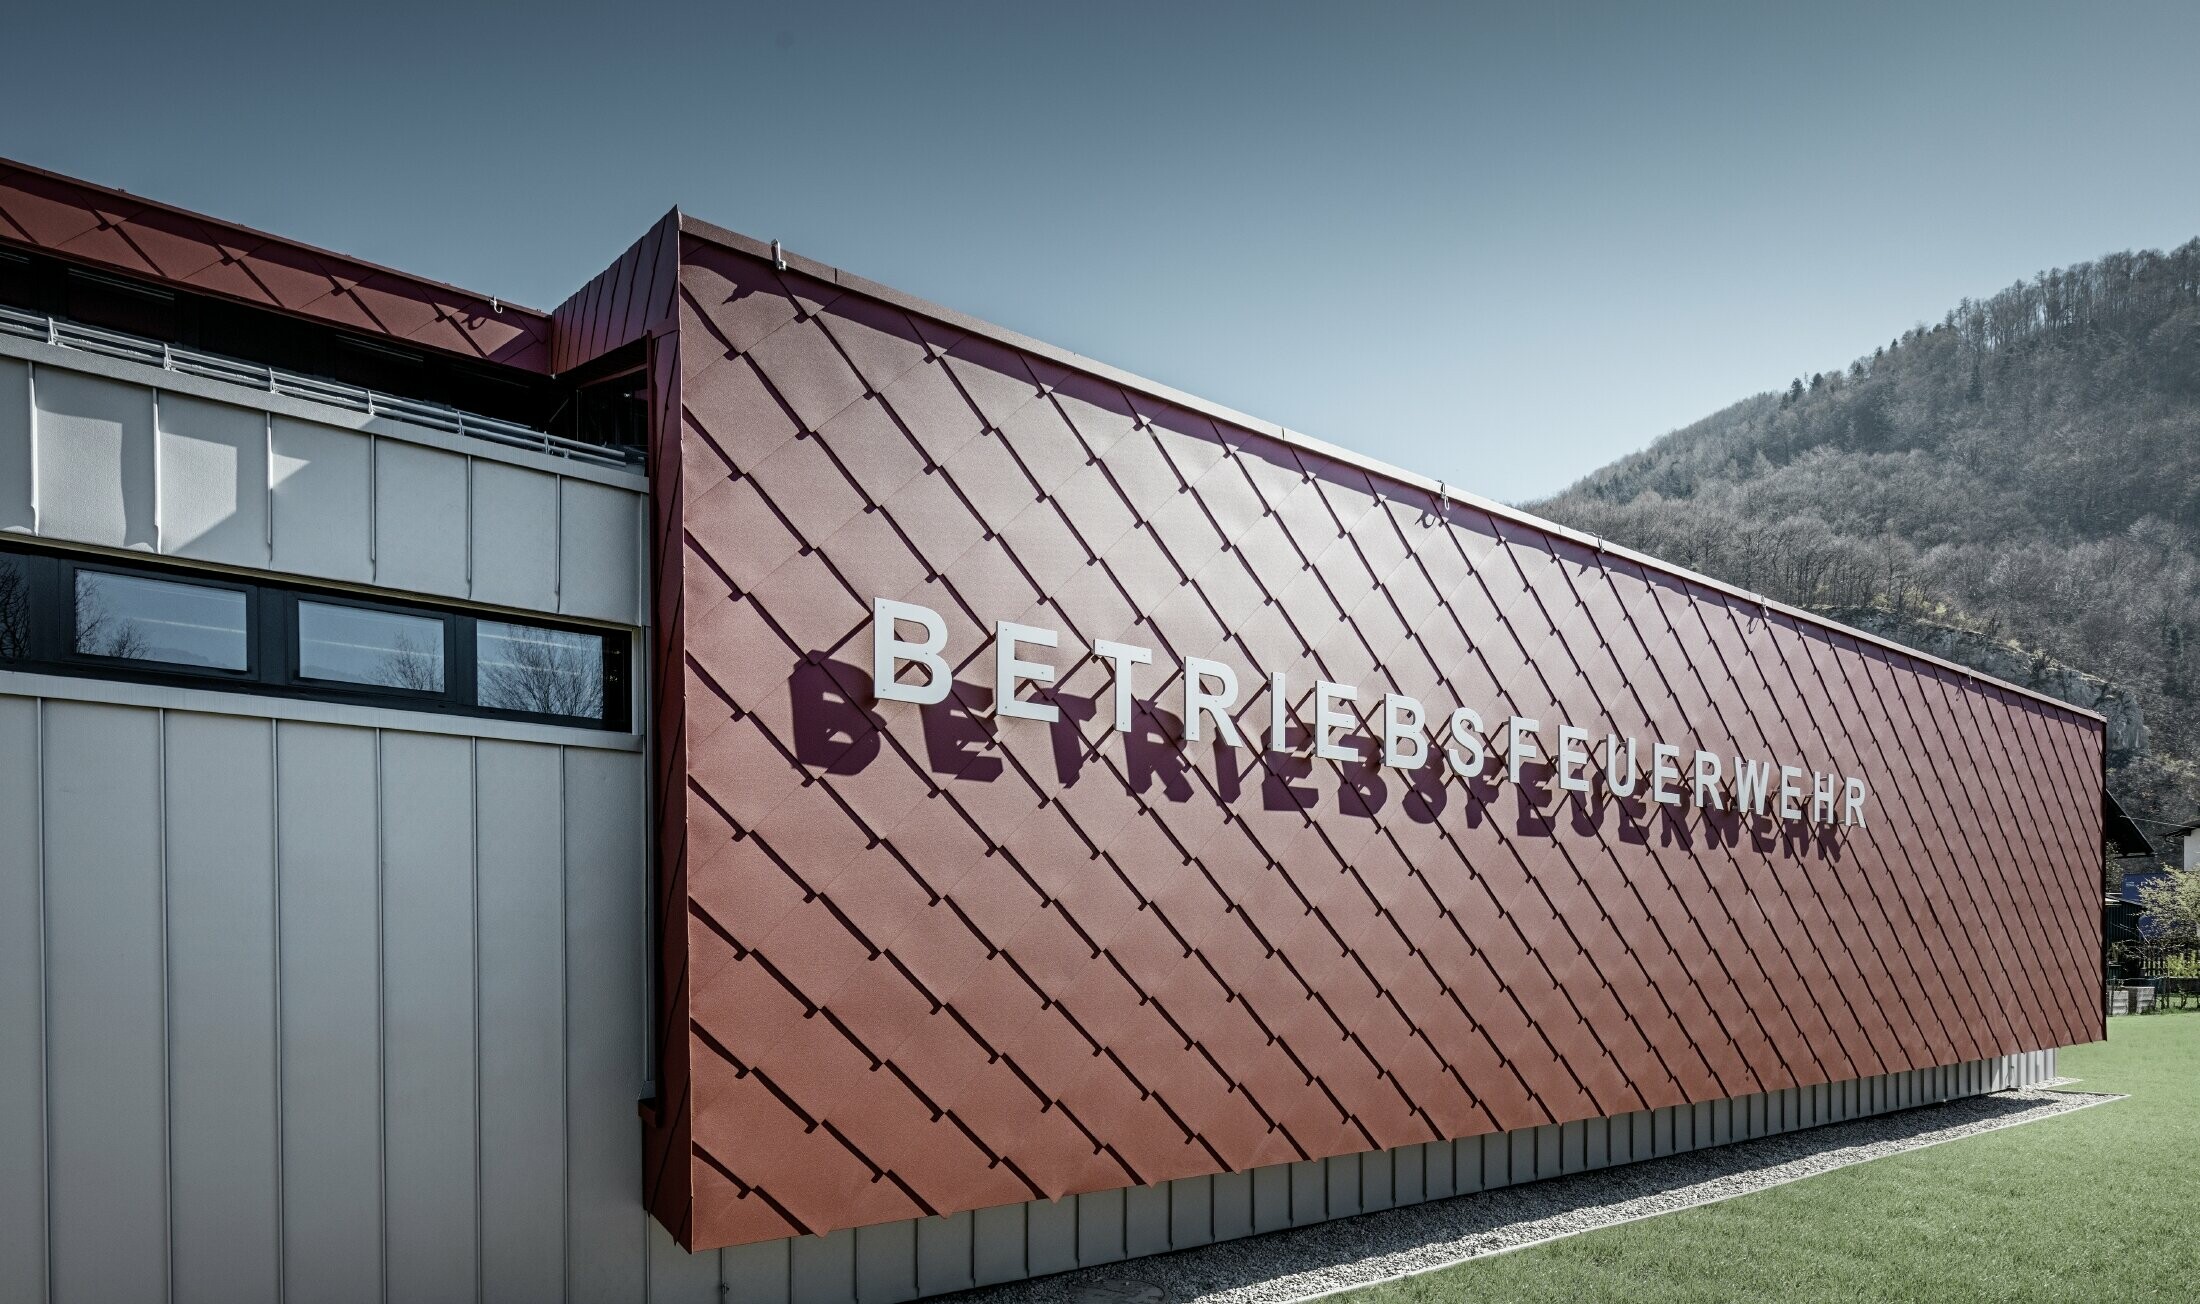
[1733,756,1773,816]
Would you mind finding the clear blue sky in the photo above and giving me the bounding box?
[7,1,2198,502]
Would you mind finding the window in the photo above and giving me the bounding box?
[0,542,627,729]
[0,551,29,661]
[298,601,446,692]
[74,570,249,670]
[477,621,605,720]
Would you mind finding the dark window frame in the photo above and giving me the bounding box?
[67,560,260,678]
[288,592,458,699]
[0,542,631,731]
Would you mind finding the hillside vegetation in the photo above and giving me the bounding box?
[1534,240,2200,829]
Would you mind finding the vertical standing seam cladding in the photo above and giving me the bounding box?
[642,229,2105,1252]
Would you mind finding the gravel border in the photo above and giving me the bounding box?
[945,1087,2121,1304]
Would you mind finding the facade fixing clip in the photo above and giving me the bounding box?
[771,239,787,272]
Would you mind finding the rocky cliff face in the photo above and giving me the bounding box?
[1821,606,2148,762]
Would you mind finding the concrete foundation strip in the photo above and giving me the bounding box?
[962,1087,2121,1304]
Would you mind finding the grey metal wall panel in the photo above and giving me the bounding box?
[0,698,43,1304]
[1024,1199,1075,1276]
[1288,1159,1324,1225]
[564,747,649,1302]
[791,1229,854,1304]
[1510,1127,1537,1181]
[1124,1183,1169,1257]
[270,417,372,583]
[163,712,281,1304]
[469,461,559,612]
[381,732,480,1303]
[276,722,383,1304]
[0,359,30,533]
[1422,1141,1454,1199]
[1325,1153,1361,1218]
[4,674,654,1304]
[854,1220,917,1304]
[1360,1147,1394,1212]
[651,1217,726,1303]
[557,477,640,623]
[475,740,568,1303]
[914,1212,973,1297]
[373,441,469,598]
[727,1237,793,1304]
[1168,1175,1213,1248]
[41,702,166,1304]
[970,1202,1025,1286]
[1249,1165,1289,1234]
[1216,1169,1257,1239]
[1393,1138,1424,1204]
[156,392,269,569]
[33,368,156,550]
[1482,1133,1510,1190]
[1075,1188,1125,1265]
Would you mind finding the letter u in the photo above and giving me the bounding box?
[1604,735,1638,797]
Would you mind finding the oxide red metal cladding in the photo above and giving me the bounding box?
[871,596,1874,829]
[644,228,2104,1253]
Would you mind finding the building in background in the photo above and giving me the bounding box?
[0,157,2104,1304]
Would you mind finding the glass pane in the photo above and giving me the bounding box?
[298,601,445,691]
[0,554,28,661]
[476,621,605,720]
[75,570,247,670]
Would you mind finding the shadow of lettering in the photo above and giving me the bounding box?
[1400,760,1448,825]
[788,657,883,775]
[1655,801,1697,852]
[1261,724,1318,814]
[1126,701,1194,802]
[1512,761,1557,837]
[1337,754,1389,820]
[924,681,1002,781]
[1046,691,1101,788]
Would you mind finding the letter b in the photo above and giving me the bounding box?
[872,597,952,704]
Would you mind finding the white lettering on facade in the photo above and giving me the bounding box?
[1315,681,1359,762]
[872,597,953,705]
[865,599,1872,829]
[1092,639,1152,733]
[1383,694,1428,769]
[1445,707,1486,778]
[1183,657,1244,748]
[1556,725,1591,793]
[994,621,1060,722]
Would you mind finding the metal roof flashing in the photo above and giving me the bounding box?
[670,214,2104,729]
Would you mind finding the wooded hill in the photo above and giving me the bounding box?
[1534,239,2200,835]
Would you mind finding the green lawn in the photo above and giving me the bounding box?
[1348,1011,2200,1303]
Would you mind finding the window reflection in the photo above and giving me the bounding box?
[298,601,445,691]
[477,621,605,720]
[74,570,247,669]
[0,553,26,661]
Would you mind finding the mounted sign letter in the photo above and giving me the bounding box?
[872,597,952,705]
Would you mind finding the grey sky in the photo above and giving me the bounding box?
[7,1,2197,502]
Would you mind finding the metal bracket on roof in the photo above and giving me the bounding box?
[1437,480,1450,517]
[771,239,787,272]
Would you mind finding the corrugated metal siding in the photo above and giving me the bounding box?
[650,232,2105,1251]
[0,347,645,625]
[0,685,727,1303]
